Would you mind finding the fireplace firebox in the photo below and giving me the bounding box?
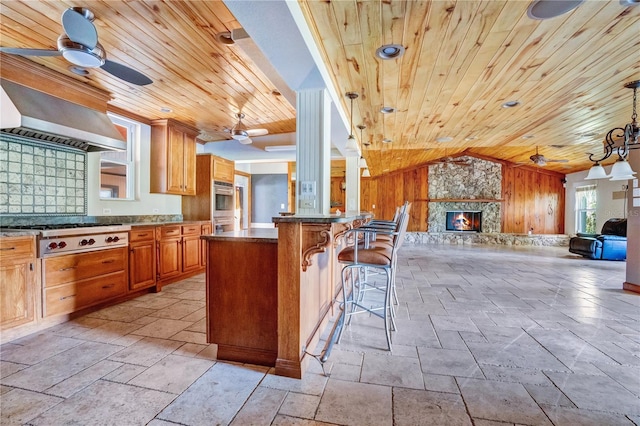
[446,211,482,232]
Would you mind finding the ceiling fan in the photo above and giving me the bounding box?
[0,7,152,86]
[529,146,569,166]
[225,113,268,145]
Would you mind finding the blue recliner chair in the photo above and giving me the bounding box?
[569,218,627,260]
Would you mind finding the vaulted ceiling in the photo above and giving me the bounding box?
[1,1,639,176]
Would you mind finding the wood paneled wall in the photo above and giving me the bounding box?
[361,161,565,234]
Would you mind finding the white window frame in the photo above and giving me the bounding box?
[100,113,138,200]
[575,184,597,234]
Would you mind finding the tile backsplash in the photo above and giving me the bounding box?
[0,134,87,216]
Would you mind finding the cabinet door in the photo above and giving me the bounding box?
[157,237,182,279]
[129,241,156,291]
[182,235,201,273]
[214,158,234,183]
[183,133,197,195]
[0,259,35,329]
[167,127,185,194]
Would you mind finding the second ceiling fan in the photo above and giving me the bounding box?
[228,113,268,145]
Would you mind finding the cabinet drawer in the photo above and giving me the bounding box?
[44,247,127,287]
[181,224,200,235]
[45,270,127,317]
[159,225,181,238]
[0,236,35,258]
[130,228,155,242]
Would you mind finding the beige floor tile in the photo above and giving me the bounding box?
[157,362,266,425]
[71,320,144,344]
[169,330,207,344]
[128,354,214,394]
[2,341,122,392]
[0,388,63,425]
[45,359,123,397]
[148,300,205,320]
[230,386,286,425]
[29,380,176,426]
[0,360,27,379]
[278,391,321,419]
[360,352,424,389]
[107,337,183,367]
[102,363,147,384]
[393,387,472,426]
[315,378,392,425]
[172,342,208,357]
[130,318,193,339]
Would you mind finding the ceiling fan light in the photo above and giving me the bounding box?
[609,159,636,180]
[237,136,253,145]
[231,129,249,141]
[584,163,609,180]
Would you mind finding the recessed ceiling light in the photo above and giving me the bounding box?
[375,44,405,60]
[436,136,453,143]
[382,138,392,143]
[216,31,234,45]
[502,100,520,108]
[527,0,584,20]
[620,0,640,5]
[160,107,173,113]
[522,135,535,139]
[380,106,396,114]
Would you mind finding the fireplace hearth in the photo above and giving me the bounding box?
[446,211,482,232]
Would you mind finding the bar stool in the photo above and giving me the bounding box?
[336,212,409,351]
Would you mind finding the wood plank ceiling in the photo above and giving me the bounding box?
[1,1,639,176]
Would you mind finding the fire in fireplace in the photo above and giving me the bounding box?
[446,211,482,232]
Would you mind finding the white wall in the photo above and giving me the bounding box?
[87,122,182,216]
[564,165,627,234]
[247,162,290,174]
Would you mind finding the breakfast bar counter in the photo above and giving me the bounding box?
[201,212,371,378]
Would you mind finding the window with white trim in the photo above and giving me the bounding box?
[575,184,597,233]
[100,113,138,200]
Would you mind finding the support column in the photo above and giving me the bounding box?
[296,89,332,215]
[624,150,640,293]
[345,156,360,214]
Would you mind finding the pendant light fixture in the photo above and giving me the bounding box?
[357,124,367,168]
[345,92,359,154]
[586,80,639,180]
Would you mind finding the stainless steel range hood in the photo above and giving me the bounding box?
[0,79,126,152]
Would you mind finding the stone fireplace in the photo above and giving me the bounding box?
[427,156,502,233]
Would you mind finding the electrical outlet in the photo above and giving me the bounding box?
[102,208,111,214]
[300,199,315,209]
[280,203,285,209]
[153,208,159,213]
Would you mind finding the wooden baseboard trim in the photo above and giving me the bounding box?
[623,281,640,294]
[216,344,277,367]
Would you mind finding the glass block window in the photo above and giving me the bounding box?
[0,134,87,216]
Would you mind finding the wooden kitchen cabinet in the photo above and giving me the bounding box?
[182,154,235,222]
[156,225,182,281]
[181,224,201,273]
[43,247,128,317]
[213,156,235,183]
[128,227,156,291]
[0,236,37,331]
[150,119,198,196]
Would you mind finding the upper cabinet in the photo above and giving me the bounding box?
[150,119,198,196]
[213,156,235,183]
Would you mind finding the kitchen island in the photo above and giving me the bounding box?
[202,212,371,378]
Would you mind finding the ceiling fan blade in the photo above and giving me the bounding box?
[101,59,152,86]
[0,47,62,57]
[238,137,253,145]
[247,128,268,137]
[61,8,98,48]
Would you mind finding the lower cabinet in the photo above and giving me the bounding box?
[200,223,212,268]
[0,236,37,331]
[155,222,208,287]
[129,227,156,291]
[42,247,128,317]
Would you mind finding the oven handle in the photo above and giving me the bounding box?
[214,186,234,196]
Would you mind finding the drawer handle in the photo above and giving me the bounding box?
[59,266,77,271]
[0,247,16,251]
[137,233,148,237]
[102,260,115,264]
[102,284,115,289]
[60,294,76,300]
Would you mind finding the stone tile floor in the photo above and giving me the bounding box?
[1,244,638,425]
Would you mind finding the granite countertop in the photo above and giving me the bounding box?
[0,230,40,238]
[272,211,372,224]
[201,228,278,243]
[129,220,211,227]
